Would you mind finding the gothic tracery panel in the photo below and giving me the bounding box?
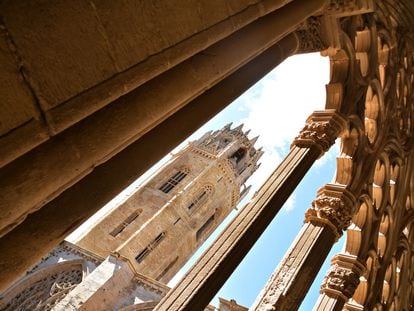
[316,1,414,309]
[0,261,84,311]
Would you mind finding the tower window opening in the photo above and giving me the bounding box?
[196,214,215,241]
[156,256,179,281]
[110,209,142,237]
[135,232,166,263]
[230,147,246,163]
[187,185,213,210]
[159,169,189,193]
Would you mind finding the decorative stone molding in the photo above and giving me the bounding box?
[61,241,103,265]
[218,159,238,184]
[325,0,375,17]
[292,110,347,155]
[190,145,217,159]
[320,254,365,301]
[110,254,170,297]
[305,184,356,238]
[295,16,328,53]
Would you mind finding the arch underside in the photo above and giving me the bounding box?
[315,0,414,309]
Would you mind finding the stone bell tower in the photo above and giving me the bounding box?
[0,124,261,311]
[74,122,262,283]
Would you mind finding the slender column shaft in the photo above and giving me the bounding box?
[251,223,336,310]
[0,35,298,293]
[252,184,357,310]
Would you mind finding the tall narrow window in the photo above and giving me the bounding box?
[110,209,142,237]
[159,168,189,193]
[196,214,215,241]
[135,231,166,263]
[187,185,213,210]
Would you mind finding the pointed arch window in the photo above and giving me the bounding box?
[159,167,190,193]
[135,232,166,263]
[187,185,213,210]
[110,209,142,237]
[230,147,247,163]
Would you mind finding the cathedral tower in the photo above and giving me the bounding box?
[0,124,261,311]
[74,123,262,283]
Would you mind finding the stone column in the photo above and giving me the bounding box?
[250,183,356,310]
[153,110,347,311]
[313,254,365,311]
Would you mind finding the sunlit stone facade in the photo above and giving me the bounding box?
[0,125,259,310]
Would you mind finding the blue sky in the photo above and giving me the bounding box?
[164,52,345,309]
[69,52,345,309]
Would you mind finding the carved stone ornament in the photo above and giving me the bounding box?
[326,0,375,17]
[305,185,356,237]
[292,110,347,154]
[321,264,360,299]
[295,16,328,54]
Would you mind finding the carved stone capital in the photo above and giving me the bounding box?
[320,254,365,301]
[292,110,347,155]
[305,184,356,238]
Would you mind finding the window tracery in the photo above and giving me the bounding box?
[135,232,166,263]
[187,185,213,211]
[110,209,143,237]
[2,262,83,311]
[159,167,190,193]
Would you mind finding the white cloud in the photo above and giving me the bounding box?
[283,195,296,212]
[239,53,329,150]
[235,53,330,212]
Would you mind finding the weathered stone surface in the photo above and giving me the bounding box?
[76,125,260,283]
[0,34,297,293]
[0,0,309,239]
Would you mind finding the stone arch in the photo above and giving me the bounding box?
[0,260,84,311]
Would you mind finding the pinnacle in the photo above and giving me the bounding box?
[224,122,233,129]
[233,124,244,131]
[256,149,264,160]
[249,136,259,145]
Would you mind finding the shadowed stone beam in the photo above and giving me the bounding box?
[0,0,298,168]
[0,34,299,293]
[251,184,356,310]
[0,0,327,239]
[153,110,347,311]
